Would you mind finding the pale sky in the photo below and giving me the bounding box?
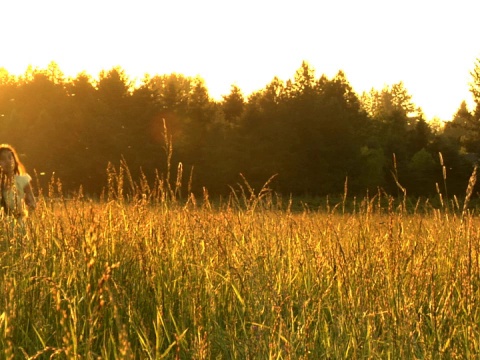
[1,0,479,120]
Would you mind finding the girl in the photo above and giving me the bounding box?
[0,144,36,219]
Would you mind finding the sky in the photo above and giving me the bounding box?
[1,0,479,121]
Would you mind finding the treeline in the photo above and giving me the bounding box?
[0,60,479,198]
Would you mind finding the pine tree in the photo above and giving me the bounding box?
[469,57,480,120]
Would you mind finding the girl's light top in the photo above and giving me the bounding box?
[3,174,32,216]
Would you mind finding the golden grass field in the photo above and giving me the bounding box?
[1,168,479,359]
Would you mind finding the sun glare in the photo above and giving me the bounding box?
[1,0,478,120]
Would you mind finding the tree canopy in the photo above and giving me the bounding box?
[0,60,477,199]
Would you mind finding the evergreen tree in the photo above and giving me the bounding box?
[470,57,480,119]
[221,84,245,124]
[361,82,425,193]
[443,101,474,149]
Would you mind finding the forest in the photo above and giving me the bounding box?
[0,60,479,199]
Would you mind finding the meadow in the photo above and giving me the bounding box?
[1,166,480,359]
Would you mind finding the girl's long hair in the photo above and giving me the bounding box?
[0,144,26,175]
[0,144,27,215]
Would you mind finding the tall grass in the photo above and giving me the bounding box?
[0,167,479,359]
[1,142,480,358]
